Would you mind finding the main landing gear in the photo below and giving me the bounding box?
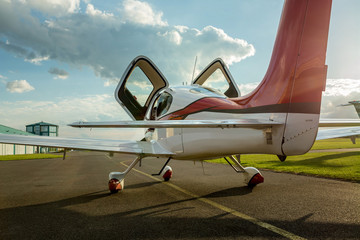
[223,155,264,187]
[108,157,173,193]
[151,157,173,181]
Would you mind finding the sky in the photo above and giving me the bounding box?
[0,0,360,140]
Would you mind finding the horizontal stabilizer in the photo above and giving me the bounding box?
[316,127,360,140]
[0,134,173,157]
[69,119,283,129]
[319,119,360,127]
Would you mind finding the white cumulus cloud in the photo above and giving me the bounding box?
[0,0,255,86]
[321,78,360,118]
[86,3,114,18]
[323,78,360,96]
[6,80,35,93]
[122,0,167,26]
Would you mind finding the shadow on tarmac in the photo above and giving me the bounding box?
[1,189,359,239]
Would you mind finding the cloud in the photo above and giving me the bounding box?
[131,80,153,89]
[158,30,182,45]
[22,0,80,17]
[237,82,260,95]
[323,78,360,96]
[0,41,49,65]
[6,80,35,93]
[48,67,69,79]
[320,78,360,118]
[86,4,114,18]
[121,0,168,26]
[0,0,255,85]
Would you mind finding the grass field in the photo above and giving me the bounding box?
[208,138,360,182]
[0,154,61,161]
[209,152,360,182]
[312,138,360,150]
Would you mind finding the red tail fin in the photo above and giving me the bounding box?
[234,0,332,115]
[233,0,332,155]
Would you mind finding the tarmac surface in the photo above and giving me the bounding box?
[0,151,359,239]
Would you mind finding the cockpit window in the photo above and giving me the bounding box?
[153,92,173,118]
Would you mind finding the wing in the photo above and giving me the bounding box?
[69,119,283,129]
[319,119,360,127]
[0,119,282,158]
[316,127,360,140]
[0,134,173,157]
[317,119,360,140]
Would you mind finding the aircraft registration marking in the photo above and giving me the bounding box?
[118,160,307,240]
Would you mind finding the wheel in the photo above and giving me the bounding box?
[247,173,264,187]
[243,167,264,187]
[108,178,124,193]
[162,166,173,181]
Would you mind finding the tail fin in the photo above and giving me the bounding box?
[341,101,360,118]
[235,0,332,155]
[351,102,360,118]
[235,0,331,111]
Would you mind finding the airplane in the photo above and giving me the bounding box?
[339,101,360,118]
[1,0,360,193]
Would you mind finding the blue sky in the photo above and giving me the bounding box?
[0,0,359,139]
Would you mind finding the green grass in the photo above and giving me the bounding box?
[0,154,62,161]
[209,151,360,182]
[312,138,360,150]
[207,137,360,182]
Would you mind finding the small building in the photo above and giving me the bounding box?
[0,124,36,155]
[26,121,59,137]
[26,121,59,153]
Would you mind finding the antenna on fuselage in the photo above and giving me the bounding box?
[191,56,198,83]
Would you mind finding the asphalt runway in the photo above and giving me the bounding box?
[0,151,359,239]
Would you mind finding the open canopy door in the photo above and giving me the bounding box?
[115,56,169,120]
[192,58,241,98]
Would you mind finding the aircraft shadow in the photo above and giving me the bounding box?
[1,190,359,239]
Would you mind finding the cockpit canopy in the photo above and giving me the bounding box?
[115,56,240,120]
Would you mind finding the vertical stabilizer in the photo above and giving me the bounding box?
[281,0,332,155]
[234,0,332,155]
[341,101,360,118]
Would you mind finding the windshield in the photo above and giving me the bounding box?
[151,92,173,119]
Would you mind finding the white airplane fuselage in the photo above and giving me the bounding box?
[145,86,319,160]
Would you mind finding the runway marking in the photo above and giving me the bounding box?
[118,161,307,240]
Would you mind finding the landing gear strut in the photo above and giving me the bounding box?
[108,156,173,193]
[108,156,141,193]
[224,155,264,187]
[152,157,173,181]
